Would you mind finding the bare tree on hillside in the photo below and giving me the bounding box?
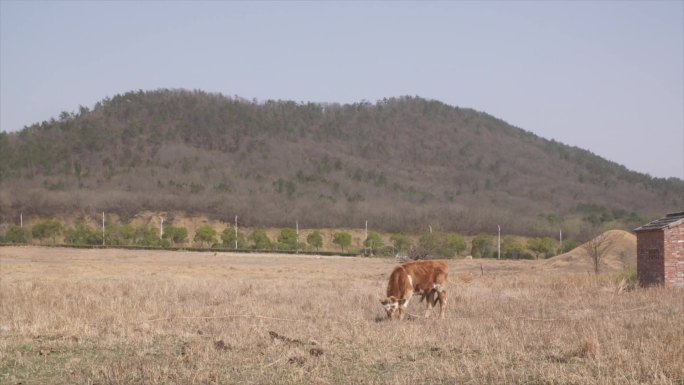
[582,231,617,274]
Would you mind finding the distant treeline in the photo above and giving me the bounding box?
[2,217,581,260]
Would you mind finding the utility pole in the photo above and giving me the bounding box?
[497,225,501,260]
[235,215,238,250]
[296,221,299,254]
[559,229,563,253]
[102,212,105,246]
[365,220,368,256]
[160,217,164,239]
[20,213,23,228]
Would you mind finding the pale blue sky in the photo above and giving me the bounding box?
[1,1,682,179]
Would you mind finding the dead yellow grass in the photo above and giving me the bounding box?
[1,246,682,385]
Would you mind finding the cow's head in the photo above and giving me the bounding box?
[380,296,407,320]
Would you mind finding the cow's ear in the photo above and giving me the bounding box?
[398,298,407,305]
[380,299,388,305]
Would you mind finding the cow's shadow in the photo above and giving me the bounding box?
[373,314,420,323]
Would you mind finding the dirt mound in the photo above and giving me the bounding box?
[544,230,636,273]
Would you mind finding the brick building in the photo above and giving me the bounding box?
[634,212,684,288]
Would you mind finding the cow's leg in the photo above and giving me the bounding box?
[424,290,435,318]
[434,272,448,320]
[398,294,411,320]
[437,288,447,319]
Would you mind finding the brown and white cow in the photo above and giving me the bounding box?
[380,260,448,320]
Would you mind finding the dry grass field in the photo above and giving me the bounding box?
[1,245,682,385]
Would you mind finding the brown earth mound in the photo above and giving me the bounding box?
[544,230,636,273]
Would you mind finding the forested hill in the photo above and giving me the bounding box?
[1,89,682,237]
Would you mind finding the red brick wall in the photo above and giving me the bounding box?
[663,223,684,288]
[637,230,664,286]
[637,224,684,288]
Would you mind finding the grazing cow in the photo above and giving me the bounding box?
[380,260,448,320]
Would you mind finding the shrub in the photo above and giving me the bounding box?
[471,234,494,258]
[221,226,246,249]
[277,228,298,251]
[163,226,188,245]
[527,237,557,259]
[414,230,467,258]
[195,225,217,248]
[332,232,352,252]
[443,234,467,257]
[306,231,323,251]
[363,232,384,256]
[118,224,137,245]
[377,245,396,257]
[501,236,531,259]
[31,219,63,244]
[561,239,580,253]
[389,234,412,254]
[417,232,440,257]
[64,221,103,245]
[136,225,164,247]
[249,229,272,250]
[3,225,29,244]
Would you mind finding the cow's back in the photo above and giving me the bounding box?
[401,260,448,291]
[386,260,448,297]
